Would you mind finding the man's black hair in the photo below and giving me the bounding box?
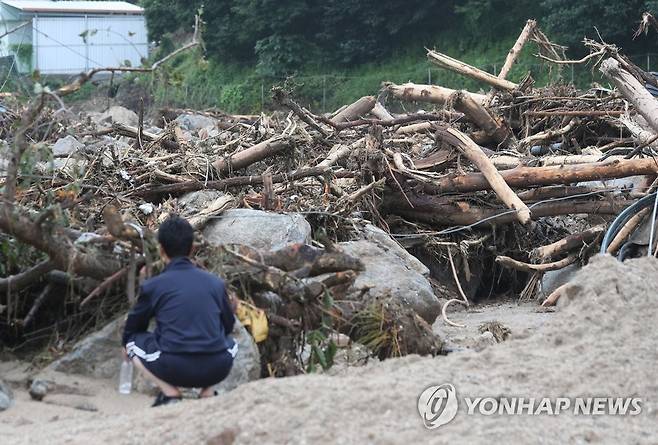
[158,215,194,258]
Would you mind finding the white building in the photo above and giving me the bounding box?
[0,0,148,74]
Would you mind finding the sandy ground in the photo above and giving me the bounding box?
[2,255,657,444]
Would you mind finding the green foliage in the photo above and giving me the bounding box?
[141,0,202,41]
[541,0,653,54]
[305,329,337,373]
[10,43,32,69]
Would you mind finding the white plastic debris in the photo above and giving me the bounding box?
[138,203,154,215]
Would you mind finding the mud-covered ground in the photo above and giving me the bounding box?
[2,255,657,444]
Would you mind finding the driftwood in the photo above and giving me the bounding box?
[385,82,486,105]
[427,49,518,91]
[531,225,605,260]
[385,192,629,227]
[498,19,536,81]
[134,167,355,197]
[495,254,578,272]
[212,137,293,173]
[606,207,651,254]
[600,58,658,134]
[423,157,658,194]
[330,96,377,124]
[451,91,513,146]
[435,127,531,224]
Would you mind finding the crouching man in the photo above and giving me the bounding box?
[122,215,237,407]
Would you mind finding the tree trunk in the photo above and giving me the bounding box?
[422,157,658,193]
[600,57,658,134]
[427,50,518,91]
[451,90,512,146]
[212,137,292,173]
[330,96,376,124]
[385,82,486,106]
[384,192,630,227]
[436,127,531,224]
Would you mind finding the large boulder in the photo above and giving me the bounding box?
[339,225,441,324]
[214,319,261,394]
[52,135,84,156]
[0,379,12,411]
[46,315,260,393]
[96,106,138,127]
[203,209,312,251]
[175,114,218,132]
[48,317,123,379]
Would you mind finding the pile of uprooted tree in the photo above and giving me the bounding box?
[2,15,658,378]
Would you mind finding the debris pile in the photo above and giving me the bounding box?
[2,18,658,380]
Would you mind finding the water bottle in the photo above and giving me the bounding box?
[118,360,133,394]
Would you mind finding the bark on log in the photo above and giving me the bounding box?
[371,102,394,121]
[134,167,355,197]
[385,82,486,106]
[427,50,518,91]
[423,157,658,194]
[0,260,54,293]
[495,254,577,272]
[395,122,433,135]
[451,90,512,146]
[498,20,536,80]
[331,96,377,124]
[606,207,651,254]
[532,225,605,260]
[212,137,292,173]
[600,58,658,134]
[384,192,631,227]
[112,123,179,151]
[436,127,531,224]
[0,205,121,280]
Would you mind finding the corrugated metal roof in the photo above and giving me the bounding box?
[1,1,143,14]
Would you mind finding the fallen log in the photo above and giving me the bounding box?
[112,123,180,151]
[600,58,658,134]
[212,137,292,173]
[371,102,394,121]
[495,254,577,272]
[330,96,377,124]
[427,49,518,91]
[385,82,486,106]
[0,260,54,293]
[451,90,512,146]
[532,225,605,260]
[384,192,631,227]
[436,127,531,224]
[498,20,536,81]
[606,207,651,254]
[422,157,658,194]
[133,167,355,197]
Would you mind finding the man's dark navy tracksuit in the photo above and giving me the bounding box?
[122,257,237,388]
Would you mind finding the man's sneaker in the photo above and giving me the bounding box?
[152,392,182,407]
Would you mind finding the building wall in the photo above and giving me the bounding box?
[33,14,147,74]
[0,4,148,74]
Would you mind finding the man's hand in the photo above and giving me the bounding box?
[228,290,238,313]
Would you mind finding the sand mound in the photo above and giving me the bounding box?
[6,255,658,444]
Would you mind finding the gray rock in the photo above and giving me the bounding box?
[203,209,312,251]
[52,135,83,156]
[541,264,580,297]
[0,380,13,411]
[29,379,49,401]
[97,106,138,127]
[214,319,261,394]
[175,114,218,132]
[339,226,441,324]
[179,190,226,213]
[48,317,123,379]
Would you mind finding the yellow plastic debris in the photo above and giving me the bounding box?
[236,300,269,343]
